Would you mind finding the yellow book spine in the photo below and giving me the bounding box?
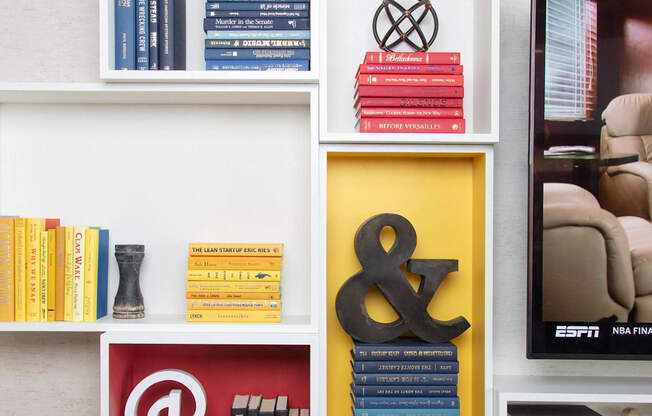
[186,309,281,323]
[186,292,281,300]
[0,218,15,322]
[39,231,48,322]
[188,256,282,271]
[188,243,283,257]
[54,227,66,321]
[26,218,44,322]
[71,227,86,322]
[14,218,26,322]
[186,299,281,310]
[186,281,280,293]
[63,227,74,321]
[83,229,99,322]
[186,270,281,282]
[47,229,56,321]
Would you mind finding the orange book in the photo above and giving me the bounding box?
[186,292,280,300]
[54,227,66,321]
[188,256,282,271]
[188,243,283,257]
[0,218,15,321]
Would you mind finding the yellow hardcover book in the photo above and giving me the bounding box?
[186,292,281,300]
[83,228,99,322]
[188,256,282,271]
[71,227,86,322]
[188,243,283,257]
[0,218,15,321]
[39,231,48,322]
[186,299,281,311]
[63,227,74,321]
[186,309,281,323]
[186,281,280,293]
[186,270,281,282]
[14,218,26,322]
[47,229,56,321]
[54,227,65,321]
[26,218,44,322]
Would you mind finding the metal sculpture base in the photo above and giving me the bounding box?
[113,244,145,319]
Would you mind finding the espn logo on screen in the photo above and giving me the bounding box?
[555,325,600,338]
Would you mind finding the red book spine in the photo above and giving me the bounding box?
[359,118,466,133]
[357,74,464,87]
[357,107,464,119]
[356,97,464,108]
[356,86,464,98]
[357,64,463,75]
[364,52,461,65]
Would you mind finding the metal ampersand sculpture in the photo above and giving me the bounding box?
[373,0,439,52]
[335,214,470,343]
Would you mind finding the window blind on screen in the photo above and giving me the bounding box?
[545,0,597,121]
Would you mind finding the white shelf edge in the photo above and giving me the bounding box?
[100,70,319,84]
[320,132,499,145]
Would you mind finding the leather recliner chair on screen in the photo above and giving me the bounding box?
[600,93,652,221]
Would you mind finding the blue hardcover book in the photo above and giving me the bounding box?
[206,3,309,11]
[115,0,136,69]
[96,229,109,320]
[158,0,174,70]
[173,0,186,69]
[353,410,459,416]
[353,373,458,386]
[352,340,457,361]
[203,17,309,31]
[352,361,459,374]
[353,397,459,409]
[205,48,310,60]
[136,0,149,70]
[149,0,158,69]
[205,39,310,48]
[205,59,309,71]
[206,10,309,17]
[206,30,310,39]
[351,385,457,398]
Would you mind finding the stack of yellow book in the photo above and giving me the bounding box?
[185,243,283,323]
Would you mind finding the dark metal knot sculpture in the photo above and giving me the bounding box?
[372,0,439,52]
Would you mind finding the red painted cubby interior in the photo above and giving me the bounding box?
[109,344,310,416]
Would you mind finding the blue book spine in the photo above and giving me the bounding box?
[96,230,109,320]
[206,3,309,11]
[352,385,457,398]
[352,361,459,374]
[205,39,310,48]
[115,0,136,69]
[206,30,310,40]
[203,17,309,31]
[353,410,459,416]
[354,397,459,409]
[158,0,174,70]
[149,0,158,69]
[206,10,309,17]
[136,0,149,70]
[205,59,309,71]
[353,374,458,386]
[205,48,309,60]
[353,342,457,361]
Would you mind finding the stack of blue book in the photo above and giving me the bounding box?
[350,339,461,416]
[204,0,310,71]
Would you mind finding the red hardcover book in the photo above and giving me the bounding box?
[357,64,463,76]
[364,52,461,65]
[359,118,466,133]
[357,74,464,87]
[45,218,60,231]
[355,97,464,108]
[355,85,464,98]
[356,107,464,119]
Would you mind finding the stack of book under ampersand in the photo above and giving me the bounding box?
[354,52,465,134]
[204,0,310,71]
[350,339,461,416]
[232,394,309,416]
[185,243,282,323]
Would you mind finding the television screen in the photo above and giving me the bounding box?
[528,0,652,358]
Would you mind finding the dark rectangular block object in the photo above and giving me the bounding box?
[260,398,277,416]
[507,404,602,416]
[275,396,289,416]
[248,395,263,416]
[232,394,250,416]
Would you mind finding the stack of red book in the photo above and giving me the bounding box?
[354,51,465,133]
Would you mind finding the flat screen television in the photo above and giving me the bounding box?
[528,0,652,358]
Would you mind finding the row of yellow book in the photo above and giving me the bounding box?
[0,217,109,322]
[185,243,283,323]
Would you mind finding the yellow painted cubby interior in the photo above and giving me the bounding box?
[326,152,486,416]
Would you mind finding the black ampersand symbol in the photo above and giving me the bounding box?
[335,213,470,343]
